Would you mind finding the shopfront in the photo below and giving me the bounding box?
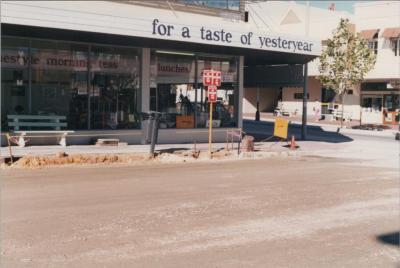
[1,1,320,145]
[150,50,238,129]
[360,82,400,125]
[1,36,141,132]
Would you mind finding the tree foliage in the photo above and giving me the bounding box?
[318,19,376,97]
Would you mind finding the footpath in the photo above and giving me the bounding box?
[0,139,349,168]
[243,115,398,139]
[1,116,397,168]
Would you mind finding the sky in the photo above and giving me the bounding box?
[296,1,362,13]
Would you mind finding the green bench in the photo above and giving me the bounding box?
[7,115,74,147]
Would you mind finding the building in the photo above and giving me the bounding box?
[244,1,400,126]
[0,0,320,145]
[355,1,400,125]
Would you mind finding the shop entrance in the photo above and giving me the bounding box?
[150,50,238,129]
[383,94,400,125]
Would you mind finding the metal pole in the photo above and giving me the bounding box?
[208,102,213,156]
[255,86,260,121]
[194,54,198,127]
[302,64,308,140]
[302,1,310,140]
[150,113,160,156]
[87,44,91,130]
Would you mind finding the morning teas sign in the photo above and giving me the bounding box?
[151,19,319,55]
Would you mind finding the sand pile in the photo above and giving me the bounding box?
[13,153,150,168]
[7,148,292,168]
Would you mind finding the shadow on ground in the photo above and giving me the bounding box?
[244,120,353,143]
[156,148,191,154]
[377,232,400,247]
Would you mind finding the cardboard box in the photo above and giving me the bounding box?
[176,115,195,129]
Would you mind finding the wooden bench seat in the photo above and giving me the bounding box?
[7,115,73,147]
[332,110,352,122]
[274,108,290,117]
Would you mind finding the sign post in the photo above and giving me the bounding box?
[207,85,217,155]
[203,70,221,157]
[208,101,213,155]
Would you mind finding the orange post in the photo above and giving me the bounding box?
[290,135,297,150]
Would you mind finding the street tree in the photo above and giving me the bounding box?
[318,18,376,127]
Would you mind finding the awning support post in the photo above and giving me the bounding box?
[301,63,308,140]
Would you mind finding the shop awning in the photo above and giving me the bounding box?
[359,29,379,39]
[381,27,400,39]
[1,0,321,65]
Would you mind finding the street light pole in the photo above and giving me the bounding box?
[301,1,310,140]
[302,64,308,140]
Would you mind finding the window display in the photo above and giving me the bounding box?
[30,39,89,130]
[1,37,30,131]
[90,46,140,129]
[1,37,141,131]
[150,50,238,129]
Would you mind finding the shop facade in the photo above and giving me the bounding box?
[1,1,319,145]
[360,82,400,125]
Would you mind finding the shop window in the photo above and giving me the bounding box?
[150,51,196,128]
[368,33,378,55]
[1,37,30,131]
[150,50,238,129]
[384,95,400,112]
[30,39,89,130]
[361,82,387,91]
[1,36,141,131]
[362,96,382,111]
[392,38,400,56]
[321,88,336,102]
[294,93,309,99]
[197,55,237,128]
[90,45,140,130]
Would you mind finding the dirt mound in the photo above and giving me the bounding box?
[7,147,289,169]
[13,153,150,168]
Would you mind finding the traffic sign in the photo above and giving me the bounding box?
[203,70,221,86]
[207,86,217,103]
[202,70,221,158]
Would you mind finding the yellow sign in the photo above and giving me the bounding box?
[274,118,289,139]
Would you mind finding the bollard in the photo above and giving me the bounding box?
[150,113,161,156]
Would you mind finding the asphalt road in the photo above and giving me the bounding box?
[1,156,398,267]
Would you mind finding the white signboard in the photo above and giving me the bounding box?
[1,1,321,56]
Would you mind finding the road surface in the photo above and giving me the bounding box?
[1,155,398,267]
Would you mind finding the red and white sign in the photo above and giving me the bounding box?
[207,86,217,103]
[202,70,221,86]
